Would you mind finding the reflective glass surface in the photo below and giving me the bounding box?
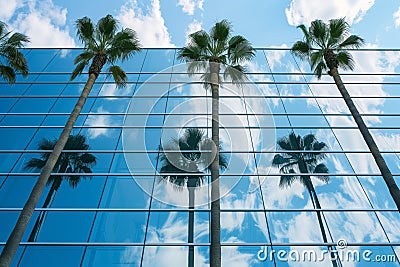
[1,48,400,266]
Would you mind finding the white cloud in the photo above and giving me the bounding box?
[118,0,174,47]
[8,0,75,47]
[85,107,113,139]
[0,0,23,21]
[263,45,288,73]
[285,0,375,26]
[123,212,208,266]
[99,84,134,101]
[185,19,202,44]
[394,6,400,28]
[178,0,204,15]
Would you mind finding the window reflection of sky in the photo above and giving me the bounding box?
[0,48,400,266]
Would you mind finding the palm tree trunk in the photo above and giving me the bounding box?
[0,73,98,267]
[28,159,68,242]
[304,179,338,267]
[304,178,329,240]
[299,156,339,267]
[188,181,195,267]
[330,67,400,211]
[28,177,62,242]
[209,61,221,267]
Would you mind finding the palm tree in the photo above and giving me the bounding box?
[177,20,254,267]
[291,18,400,211]
[272,132,339,267]
[158,128,228,267]
[0,21,29,84]
[24,134,96,242]
[0,15,141,266]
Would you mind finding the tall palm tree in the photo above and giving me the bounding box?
[291,18,400,211]
[158,128,228,267]
[0,15,141,266]
[0,21,29,84]
[177,20,254,267]
[272,132,339,267]
[24,134,96,242]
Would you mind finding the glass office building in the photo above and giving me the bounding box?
[1,48,400,266]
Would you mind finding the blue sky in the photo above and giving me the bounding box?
[3,1,400,266]
[1,0,400,48]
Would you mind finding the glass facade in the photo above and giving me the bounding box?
[1,48,400,266]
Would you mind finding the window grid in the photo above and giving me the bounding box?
[1,48,400,266]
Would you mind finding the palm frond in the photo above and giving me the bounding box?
[97,14,118,46]
[9,51,28,77]
[303,134,316,150]
[223,64,247,87]
[327,18,348,48]
[6,32,30,48]
[183,128,204,149]
[314,163,330,183]
[297,24,310,43]
[291,41,311,61]
[70,61,88,81]
[288,132,302,150]
[312,140,327,151]
[178,45,206,62]
[314,163,329,174]
[336,51,355,70]
[189,30,209,50]
[79,153,97,164]
[276,136,293,150]
[309,50,324,71]
[279,169,299,188]
[24,158,46,170]
[186,61,208,76]
[108,28,141,62]
[0,21,7,37]
[108,65,127,88]
[310,19,328,48]
[210,19,231,43]
[200,71,212,91]
[37,138,56,151]
[73,51,94,65]
[272,154,290,166]
[338,35,365,49]
[228,35,255,65]
[218,149,229,170]
[313,61,327,79]
[0,65,16,84]
[0,23,29,83]
[75,17,95,45]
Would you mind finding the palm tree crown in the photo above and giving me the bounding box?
[177,19,255,86]
[291,18,364,78]
[24,134,96,188]
[71,14,141,86]
[23,134,96,242]
[271,132,341,267]
[0,21,29,84]
[159,128,228,188]
[272,132,329,188]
